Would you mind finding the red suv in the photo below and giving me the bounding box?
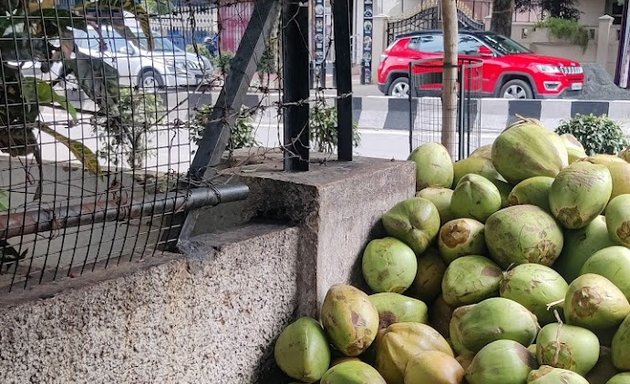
[377,30,585,99]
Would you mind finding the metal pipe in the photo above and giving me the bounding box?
[0,184,250,239]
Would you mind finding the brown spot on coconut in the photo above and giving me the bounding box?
[606,194,630,248]
[549,161,612,230]
[564,274,630,332]
[438,218,486,264]
[320,284,380,357]
[485,205,564,268]
[536,323,600,376]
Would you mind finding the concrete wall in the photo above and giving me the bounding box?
[183,155,416,315]
[0,155,417,383]
[0,223,300,383]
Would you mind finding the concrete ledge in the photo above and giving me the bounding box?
[0,222,300,383]
[184,154,417,316]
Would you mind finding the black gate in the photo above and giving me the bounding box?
[386,0,487,44]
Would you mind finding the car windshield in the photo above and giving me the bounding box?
[131,27,180,53]
[476,33,531,55]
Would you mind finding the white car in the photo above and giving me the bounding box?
[66,24,211,89]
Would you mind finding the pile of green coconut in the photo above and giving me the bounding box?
[273,118,630,384]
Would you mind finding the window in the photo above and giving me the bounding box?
[72,27,101,51]
[409,34,444,53]
[458,35,484,55]
[477,33,531,54]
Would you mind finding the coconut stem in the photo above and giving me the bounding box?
[546,298,565,311]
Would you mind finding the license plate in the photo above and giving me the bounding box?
[571,83,583,91]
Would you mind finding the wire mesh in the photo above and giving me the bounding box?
[409,58,483,160]
[0,0,264,292]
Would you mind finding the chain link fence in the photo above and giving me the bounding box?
[0,0,263,292]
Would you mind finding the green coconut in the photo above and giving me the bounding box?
[441,255,502,307]
[375,322,453,384]
[450,173,502,222]
[536,323,600,375]
[607,373,630,384]
[416,187,455,224]
[548,161,612,229]
[553,215,615,283]
[429,295,453,339]
[362,237,418,293]
[507,176,554,212]
[409,142,454,190]
[368,292,428,330]
[409,248,446,302]
[620,146,630,162]
[465,339,538,384]
[580,246,630,300]
[491,118,568,185]
[449,304,475,356]
[404,350,465,384]
[452,156,504,186]
[612,314,630,370]
[382,197,441,255]
[560,133,588,163]
[437,218,486,264]
[527,365,589,384]
[564,273,630,332]
[605,194,630,248]
[274,317,331,383]
[320,360,386,384]
[470,144,493,160]
[583,154,627,165]
[499,263,569,325]
[320,284,380,357]
[586,347,619,384]
[484,204,564,268]
[602,161,630,200]
[451,297,540,354]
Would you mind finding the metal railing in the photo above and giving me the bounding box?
[408,58,483,160]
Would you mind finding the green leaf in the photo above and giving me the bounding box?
[38,124,102,175]
[28,80,78,121]
[0,190,9,211]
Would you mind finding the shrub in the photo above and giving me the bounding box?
[190,105,258,155]
[535,17,589,51]
[310,101,361,153]
[555,114,629,155]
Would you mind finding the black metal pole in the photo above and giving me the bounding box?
[333,0,353,161]
[0,185,250,240]
[282,0,310,171]
[188,0,280,180]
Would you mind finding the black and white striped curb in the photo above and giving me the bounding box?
[353,97,630,134]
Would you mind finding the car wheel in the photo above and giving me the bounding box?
[388,77,411,98]
[500,79,533,99]
[140,70,164,90]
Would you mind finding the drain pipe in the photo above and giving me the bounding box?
[0,184,250,239]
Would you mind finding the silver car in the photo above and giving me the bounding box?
[66,24,211,89]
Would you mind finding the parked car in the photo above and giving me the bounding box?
[377,30,585,99]
[15,24,212,91]
[66,24,209,89]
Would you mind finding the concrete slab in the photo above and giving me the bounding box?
[183,153,417,316]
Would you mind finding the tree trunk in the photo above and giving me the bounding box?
[441,0,458,158]
[491,0,514,37]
